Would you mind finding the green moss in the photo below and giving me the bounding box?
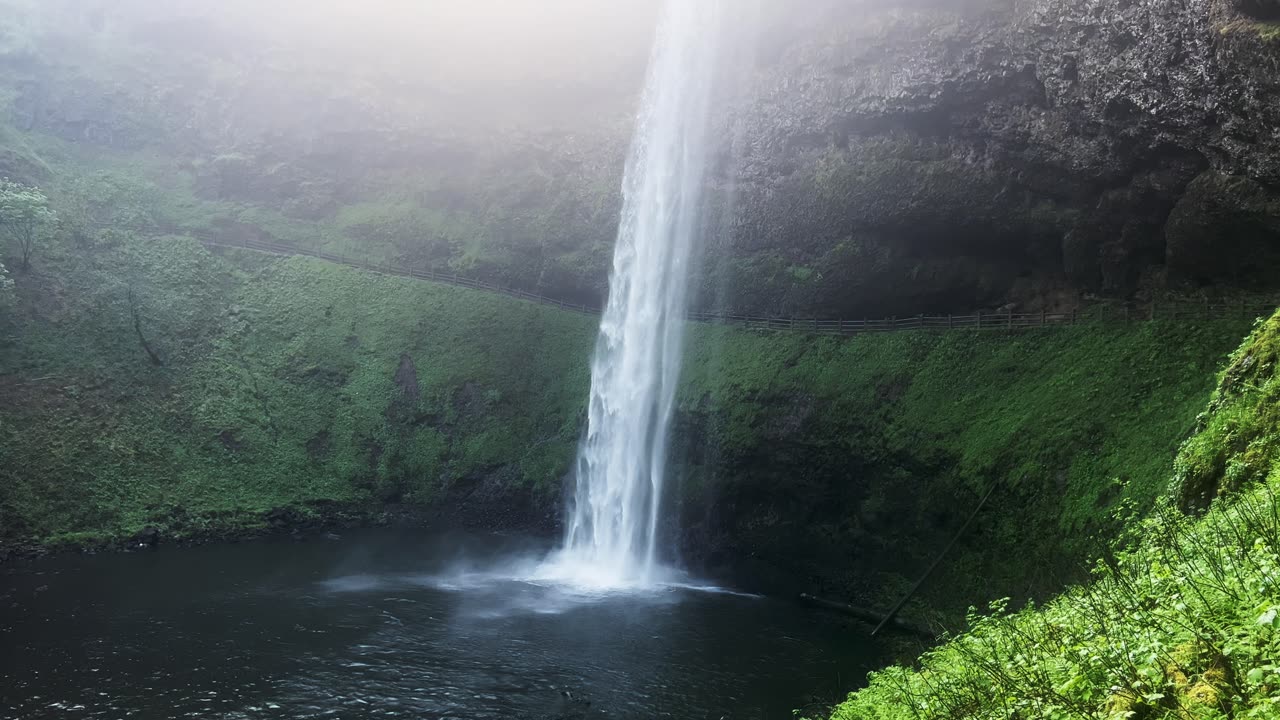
[0,237,595,545]
[828,479,1280,720]
[679,318,1252,603]
[1221,18,1280,43]
[2,229,1252,605]
[0,217,1260,627]
[1175,312,1280,508]
[825,309,1280,720]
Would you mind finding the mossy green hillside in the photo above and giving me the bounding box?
[676,318,1255,606]
[828,309,1280,720]
[1176,310,1280,509]
[0,229,1259,619]
[0,237,596,547]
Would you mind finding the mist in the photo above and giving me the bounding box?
[5,0,1280,718]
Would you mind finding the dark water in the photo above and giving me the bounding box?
[0,530,877,719]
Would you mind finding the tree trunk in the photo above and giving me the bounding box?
[129,287,164,367]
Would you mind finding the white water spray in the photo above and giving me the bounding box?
[540,0,724,590]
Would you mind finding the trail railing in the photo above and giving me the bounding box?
[124,230,1279,335]
[685,300,1278,336]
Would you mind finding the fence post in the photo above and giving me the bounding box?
[1007,311,1012,330]
[948,314,953,329]
[917,313,924,330]
[976,311,982,330]
[1071,308,1077,325]
[1040,310,1046,327]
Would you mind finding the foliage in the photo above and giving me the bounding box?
[0,178,54,269]
[1175,312,1280,509]
[1220,18,1280,43]
[0,258,12,308]
[826,309,1280,720]
[0,3,624,307]
[2,216,1250,605]
[0,232,595,548]
[678,318,1253,607]
[828,482,1280,720]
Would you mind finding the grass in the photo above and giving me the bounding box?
[829,485,1280,720]
[0,235,596,547]
[1175,312,1280,509]
[823,309,1280,720]
[0,219,1259,626]
[1220,18,1280,43]
[679,318,1254,608]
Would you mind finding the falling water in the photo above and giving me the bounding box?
[541,0,724,589]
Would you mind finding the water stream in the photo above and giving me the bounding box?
[542,0,724,589]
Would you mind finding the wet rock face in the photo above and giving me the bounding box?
[705,0,1280,315]
[1165,172,1280,286]
[12,0,1280,316]
[1236,0,1280,19]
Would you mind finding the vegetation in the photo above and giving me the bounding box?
[0,195,1254,613]
[0,0,626,307]
[2,3,1279,719]
[0,178,54,269]
[1220,18,1280,43]
[0,228,596,549]
[679,318,1254,608]
[0,259,11,302]
[1175,311,1280,510]
[825,310,1280,720]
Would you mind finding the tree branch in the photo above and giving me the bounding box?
[128,286,164,367]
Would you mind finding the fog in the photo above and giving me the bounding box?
[0,0,673,133]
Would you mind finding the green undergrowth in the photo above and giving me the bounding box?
[679,318,1254,606]
[1221,18,1280,43]
[825,310,1280,720]
[1176,312,1280,509]
[830,484,1280,720]
[0,234,595,547]
[0,224,1260,629]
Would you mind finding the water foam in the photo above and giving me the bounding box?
[543,0,725,590]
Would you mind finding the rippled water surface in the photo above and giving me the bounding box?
[1,530,877,719]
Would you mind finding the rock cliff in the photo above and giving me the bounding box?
[3,0,1279,316]
[711,0,1280,315]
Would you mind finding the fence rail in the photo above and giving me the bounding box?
[181,235,1277,335]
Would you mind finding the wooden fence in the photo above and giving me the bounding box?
[195,236,1276,335]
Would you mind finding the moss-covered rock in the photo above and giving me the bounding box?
[1175,310,1280,509]
[0,239,596,549]
[1,230,1257,619]
[674,317,1254,609]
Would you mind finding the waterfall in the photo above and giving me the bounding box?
[542,0,724,589]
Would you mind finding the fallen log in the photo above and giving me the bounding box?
[798,593,934,639]
[873,482,998,636]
